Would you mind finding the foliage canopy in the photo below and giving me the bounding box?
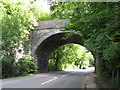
[48,44,94,71]
[51,2,120,65]
[50,2,120,87]
[0,0,51,78]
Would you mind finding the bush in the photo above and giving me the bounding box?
[1,55,16,78]
[37,13,52,21]
[17,55,36,75]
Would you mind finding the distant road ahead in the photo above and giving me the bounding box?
[2,67,95,88]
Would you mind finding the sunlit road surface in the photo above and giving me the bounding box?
[2,67,95,88]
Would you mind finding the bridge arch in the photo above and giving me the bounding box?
[30,19,97,73]
[34,32,83,72]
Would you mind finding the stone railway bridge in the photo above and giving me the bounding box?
[30,19,100,73]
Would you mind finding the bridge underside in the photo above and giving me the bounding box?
[35,33,82,72]
[30,19,100,73]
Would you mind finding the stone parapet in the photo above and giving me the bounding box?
[34,19,69,30]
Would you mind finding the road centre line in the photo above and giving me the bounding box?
[41,73,70,85]
[41,77,58,85]
[61,73,70,77]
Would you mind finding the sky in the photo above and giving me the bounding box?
[34,0,50,13]
[10,0,50,13]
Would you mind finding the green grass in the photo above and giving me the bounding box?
[2,73,35,80]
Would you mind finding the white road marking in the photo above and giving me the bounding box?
[41,73,70,85]
[61,74,69,77]
[41,77,58,85]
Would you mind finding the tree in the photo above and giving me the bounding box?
[48,44,94,71]
[0,0,51,78]
[50,2,120,87]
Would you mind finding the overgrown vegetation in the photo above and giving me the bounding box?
[48,44,94,71]
[1,0,119,88]
[17,55,36,75]
[50,2,120,87]
[0,0,51,78]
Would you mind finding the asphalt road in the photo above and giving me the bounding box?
[2,67,95,88]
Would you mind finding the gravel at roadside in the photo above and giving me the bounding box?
[84,71,98,89]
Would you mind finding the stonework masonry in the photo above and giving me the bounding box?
[30,19,83,72]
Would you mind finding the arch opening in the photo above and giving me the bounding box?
[48,43,95,72]
[34,32,95,72]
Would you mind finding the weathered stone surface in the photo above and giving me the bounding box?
[34,19,69,30]
[30,19,83,72]
[30,29,61,54]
